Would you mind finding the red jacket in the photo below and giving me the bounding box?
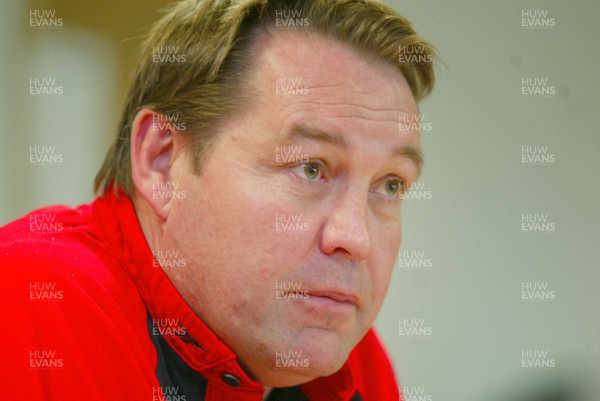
[0,189,400,401]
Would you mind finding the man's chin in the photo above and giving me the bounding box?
[256,329,352,387]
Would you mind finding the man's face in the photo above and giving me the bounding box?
[163,29,421,386]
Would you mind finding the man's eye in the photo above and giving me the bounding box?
[292,162,323,181]
[385,180,401,197]
[377,178,406,199]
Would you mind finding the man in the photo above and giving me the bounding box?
[0,0,435,400]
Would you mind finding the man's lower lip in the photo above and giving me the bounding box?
[301,295,356,314]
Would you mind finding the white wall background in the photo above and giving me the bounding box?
[376,1,600,400]
[0,0,117,221]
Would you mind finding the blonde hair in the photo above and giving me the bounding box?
[95,0,436,195]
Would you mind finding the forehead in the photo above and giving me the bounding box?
[250,27,419,118]
[223,27,423,176]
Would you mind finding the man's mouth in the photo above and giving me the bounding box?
[306,290,359,306]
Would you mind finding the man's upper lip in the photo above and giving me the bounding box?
[307,290,359,305]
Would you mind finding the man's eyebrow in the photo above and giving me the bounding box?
[280,123,423,175]
[392,145,424,176]
[280,124,347,149]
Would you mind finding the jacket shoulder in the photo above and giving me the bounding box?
[0,205,157,400]
[347,328,400,400]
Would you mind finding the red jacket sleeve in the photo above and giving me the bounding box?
[0,230,159,401]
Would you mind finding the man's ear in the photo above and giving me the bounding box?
[131,108,176,221]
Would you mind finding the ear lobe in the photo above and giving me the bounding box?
[130,108,175,221]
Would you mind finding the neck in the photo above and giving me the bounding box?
[131,193,164,253]
[262,387,272,401]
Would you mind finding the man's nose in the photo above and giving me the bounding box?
[318,189,372,260]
